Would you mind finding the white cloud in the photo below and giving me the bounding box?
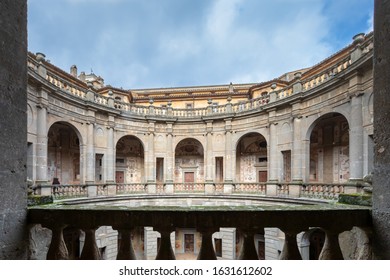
[28,0,374,88]
[366,11,374,33]
[205,0,243,44]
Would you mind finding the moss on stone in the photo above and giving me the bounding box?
[27,195,54,206]
[338,193,372,206]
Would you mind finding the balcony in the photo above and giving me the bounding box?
[28,183,372,260]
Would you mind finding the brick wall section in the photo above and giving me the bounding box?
[0,0,28,259]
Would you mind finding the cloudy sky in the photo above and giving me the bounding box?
[28,0,373,89]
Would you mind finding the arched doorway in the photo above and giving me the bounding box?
[115,136,145,183]
[47,122,81,185]
[174,138,204,184]
[309,113,349,183]
[236,133,268,182]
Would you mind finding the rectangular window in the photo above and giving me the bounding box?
[215,157,223,182]
[282,150,291,182]
[156,157,164,182]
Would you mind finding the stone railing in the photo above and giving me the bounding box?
[28,203,372,260]
[173,183,205,193]
[301,55,352,92]
[46,71,87,99]
[31,181,364,201]
[116,183,146,195]
[233,183,267,194]
[300,182,354,200]
[51,184,88,200]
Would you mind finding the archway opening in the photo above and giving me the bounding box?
[47,122,81,185]
[309,113,349,183]
[236,133,267,182]
[174,138,204,184]
[115,136,144,183]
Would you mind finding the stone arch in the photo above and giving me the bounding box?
[47,121,83,184]
[235,132,268,182]
[174,138,205,183]
[305,111,350,141]
[115,135,145,183]
[306,113,350,183]
[233,129,269,149]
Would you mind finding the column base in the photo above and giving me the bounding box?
[165,181,174,194]
[223,181,234,194]
[289,181,303,198]
[266,181,279,196]
[346,179,364,194]
[85,182,97,197]
[147,182,156,194]
[105,183,117,196]
[36,182,52,196]
[205,182,215,195]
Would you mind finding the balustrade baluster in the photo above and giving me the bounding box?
[238,230,259,260]
[155,228,176,260]
[80,228,101,260]
[318,229,343,260]
[197,229,217,260]
[279,228,303,260]
[116,228,137,260]
[46,224,69,260]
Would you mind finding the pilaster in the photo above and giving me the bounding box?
[224,118,234,194]
[146,121,156,193]
[267,110,279,195]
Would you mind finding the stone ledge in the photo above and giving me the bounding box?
[338,193,372,207]
[28,195,53,206]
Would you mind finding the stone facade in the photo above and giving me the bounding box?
[26,36,374,189]
[3,0,390,262]
[24,31,376,260]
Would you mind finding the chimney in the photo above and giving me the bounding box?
[70,65,77,77]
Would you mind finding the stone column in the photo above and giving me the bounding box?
[146,121,156,193]
[36,101,49,194]
[165,123,174,194]
[205,121,214,194]
[373,0,390,260]
[349,92,364,181]
[224,118,234,194]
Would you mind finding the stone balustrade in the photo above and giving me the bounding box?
[31,182,364,201]
[27,203,372,260]
[45,71,87,99]
[233,183,267,194]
